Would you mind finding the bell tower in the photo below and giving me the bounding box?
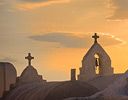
[78,33,114,81]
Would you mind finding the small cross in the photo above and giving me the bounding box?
[25,53,34,66]
[92,33,99,43]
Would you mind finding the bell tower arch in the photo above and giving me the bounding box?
[78,33,113,81]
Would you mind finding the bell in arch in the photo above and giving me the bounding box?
[94,54,100,74]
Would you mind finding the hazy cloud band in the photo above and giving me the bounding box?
[29,33,125,48]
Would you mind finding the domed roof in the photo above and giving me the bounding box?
[5,81,99,100]
[44,81,99,100]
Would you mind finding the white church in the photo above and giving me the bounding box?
[0,33,127,100]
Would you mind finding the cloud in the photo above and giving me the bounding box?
[29,33,125,48]
[0,57,17,62]
[19,0,56,3]
[106,0,128,20]
[0,3,4,6]
[16,0,70,10]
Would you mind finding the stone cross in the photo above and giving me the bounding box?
[25,53,34,66]
[92,33,99,43]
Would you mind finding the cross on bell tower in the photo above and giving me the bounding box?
[92,33,99,43]
[25,53,34,66]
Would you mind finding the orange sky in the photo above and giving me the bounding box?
[0,0,128,81]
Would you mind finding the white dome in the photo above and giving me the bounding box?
[5,81,99,100]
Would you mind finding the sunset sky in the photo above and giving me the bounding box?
[1,0,128,81]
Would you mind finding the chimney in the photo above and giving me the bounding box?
[71,69,76,81]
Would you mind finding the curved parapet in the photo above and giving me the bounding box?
[0,62,17,98]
